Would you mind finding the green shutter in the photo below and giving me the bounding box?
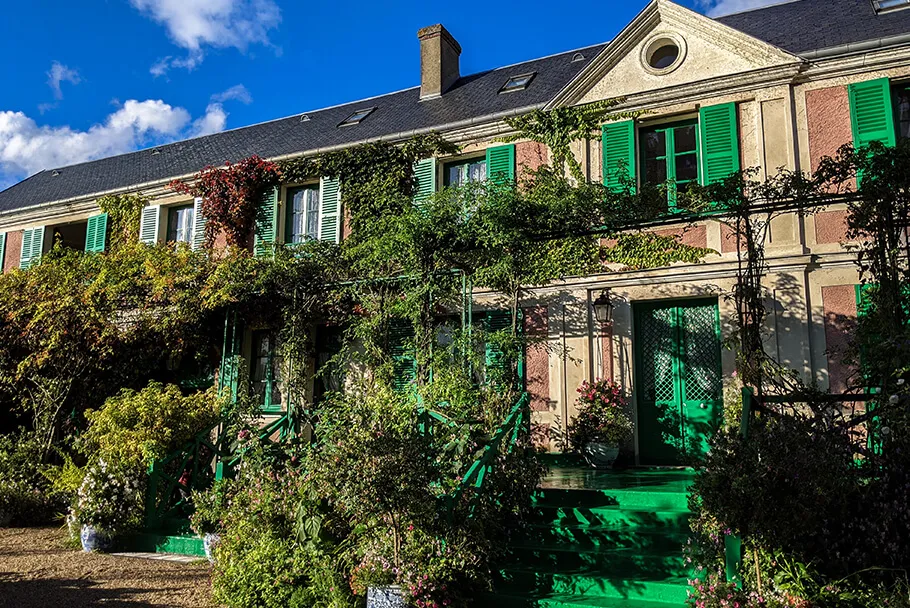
[388,320,416,393]
[85,213,108,253]
[192,197,206,251]
[484,310,523,389]
[319,178,341,243]
[20,227,44,269]
[414,158,437,205]
[0,233,6,272]
[139,206,160,244]
[699,103,741,185]
[486,145,515,184]
[254,187,279,256]
[602,121,636,192]
[849,78,896,150]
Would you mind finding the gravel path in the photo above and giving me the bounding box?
[0,527,215,607]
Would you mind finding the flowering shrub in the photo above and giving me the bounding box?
[568,379,633,451]
[72,460,144,535]
[170,156,282,249]
[687,573,767,608]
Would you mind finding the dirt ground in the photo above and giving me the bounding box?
[0,527,215,607]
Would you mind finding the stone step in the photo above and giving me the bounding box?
[123,532,205,557]
[479,592,687,608]
[534,488,689,512]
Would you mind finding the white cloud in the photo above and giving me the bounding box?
[211,84,252,105]
[132,0,281,74]
[698,0,788,17]
[0,97,232,182]
[47,61,81,100]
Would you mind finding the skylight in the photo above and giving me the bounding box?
[338,107,376,127]
[874,0,910,12]
[499,72,536,94]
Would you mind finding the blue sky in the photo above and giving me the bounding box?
[0,0,781,190]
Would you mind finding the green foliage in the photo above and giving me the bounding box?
[0,432,65,525]
[501,100,639,182]
[190,478,230,535]
[97,193,147,249]
[81,382,222,471]
[72,459,145,535]
[602,232,715,270]
[568,379,633,450]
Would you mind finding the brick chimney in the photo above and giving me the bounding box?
[418,24,461,100]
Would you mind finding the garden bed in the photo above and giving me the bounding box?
[0,527,214,607]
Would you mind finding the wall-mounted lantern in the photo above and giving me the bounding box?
[593,289,614,324]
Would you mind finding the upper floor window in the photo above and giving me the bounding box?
[893,84,910,140]
[640,120,699,206]
[286,185,320,244]
[167,204,195,244]
[444,157,487,187]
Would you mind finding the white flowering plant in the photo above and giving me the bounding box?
[72,460,144,535]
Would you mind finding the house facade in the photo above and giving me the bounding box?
[1,0,908,464]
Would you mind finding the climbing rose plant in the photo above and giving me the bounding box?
[170,156,282,248]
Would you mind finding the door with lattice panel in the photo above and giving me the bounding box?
[634,299,722,466]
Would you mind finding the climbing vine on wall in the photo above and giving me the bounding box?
[170,156,282,249]
[97,193,147,250]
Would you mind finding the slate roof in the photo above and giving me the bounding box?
[3,0,910,215]
[0,45,605,214]
[716,0,910,55]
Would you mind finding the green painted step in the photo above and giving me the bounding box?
[497,569,690,604]
[506,545,689,579]
[479,592,688,608]
[125,531,206,557]
[523,524,690,552]
[535,488,689,512]
[533,505,691,531]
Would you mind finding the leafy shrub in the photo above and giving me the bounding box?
[0,432,65,526]
[189,478,230,536]
[81,382,222,471]
[72,460,144,535]
[568,378,633,451]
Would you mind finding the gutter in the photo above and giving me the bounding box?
[0,103,545,219]
[800,33,910,59]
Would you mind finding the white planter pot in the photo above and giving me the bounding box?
[584,442,620,469]
[367,585,406,608]
[203,533,221,563]
[80,524,113,553]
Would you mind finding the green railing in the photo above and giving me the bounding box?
[144,419,231,530]
[725,386,880,587]
[442,392,530,520]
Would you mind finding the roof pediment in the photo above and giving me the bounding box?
[550,0,801,108]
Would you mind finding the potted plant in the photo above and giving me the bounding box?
[190,479,230,563]
[569,379,633,469]
[72,461,143,552]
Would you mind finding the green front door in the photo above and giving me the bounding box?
[635,299,722,466]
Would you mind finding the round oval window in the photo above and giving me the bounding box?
[649,44,680,70]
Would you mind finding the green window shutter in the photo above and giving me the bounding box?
[486,145,515,184]
[254,187,279,256]
[484,310,523,389]
[139,206,160,244]
[319,177,341,243]
[20,227,44,269]
[699,102,741,185]
[0,233,6,272]
[191,197,206,251]
[602,121,636,192]
[413,158,437,205]
[849,78,896,150]
[85,213,108,253]
[388,320,416,393]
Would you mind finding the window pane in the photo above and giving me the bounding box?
[643,131,666,159]
[468,161,487,183]
[675,153,698,182]
[306,189,320,240]
[645,158,667,183]
[447,165,465,187]
[674,126,697,153]
[168,205,194,243]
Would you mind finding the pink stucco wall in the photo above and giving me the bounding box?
[523,304,549,413]
[815,210,851,245]
[806,86,853,175]
[822,284,858,394]
[515,141,548,178]
[3,230,21,273]
[655,225,708,250]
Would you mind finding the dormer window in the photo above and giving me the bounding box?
[499,73,536,94]
[338,107,375,127]
[873,0,910,12]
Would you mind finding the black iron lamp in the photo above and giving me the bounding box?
[593,289,614,323]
